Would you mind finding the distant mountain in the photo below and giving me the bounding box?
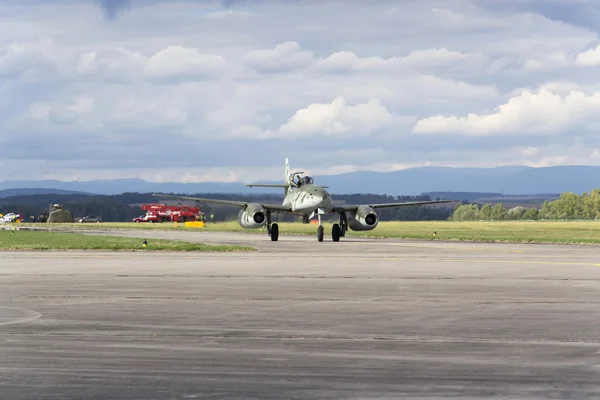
[255,165,600,195]
[0,179,250,196]
[0,188,93,198]
[2,165,600,196]
[313,165,538,195]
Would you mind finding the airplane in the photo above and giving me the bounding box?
[153,158,453,242]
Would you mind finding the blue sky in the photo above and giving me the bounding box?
[2,0,600,182]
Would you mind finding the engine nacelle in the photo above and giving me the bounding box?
[347,206,378,231]
[237,203,267,229]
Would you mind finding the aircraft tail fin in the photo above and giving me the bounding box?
[284,157,292,195]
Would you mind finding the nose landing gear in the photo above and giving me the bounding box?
[317,212,348,242]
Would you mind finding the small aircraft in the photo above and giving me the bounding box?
[153,158,453,242]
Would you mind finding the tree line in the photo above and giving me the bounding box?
[0,192,454,222]
[6,189,599,223]
[450,189,600,221]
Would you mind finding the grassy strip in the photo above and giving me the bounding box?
[0,230,253,251]
[199,220,600,244]
[19,222,190,231]
[11,220,600,245]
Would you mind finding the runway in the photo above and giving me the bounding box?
[1,231,600,399]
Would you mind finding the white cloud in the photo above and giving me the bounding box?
[522,52,571,70]
[242,41,314,72]
[313,51,395,72]
[0,38,64,81]
[248,41,480,74]
[199,9,257,20]
[76,45,227,82]
[76,47,146,81]
[143,45,227,80]
[401,48,473,67]
[413,87,600,135]
[575,44,600,66]
[262,97,400,139]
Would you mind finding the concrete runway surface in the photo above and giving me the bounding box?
[1,230,600,399]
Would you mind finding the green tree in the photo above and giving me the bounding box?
[522,208,539,220]
[490,203,507,220]
[450,204,480,221]
[507,206,526,220]
[479,204,493,220]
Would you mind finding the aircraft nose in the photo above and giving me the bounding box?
[310,189,331,209]
[312,194,323,207]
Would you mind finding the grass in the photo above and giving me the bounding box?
[25,222,195,231]
[10,219,600,245]
[0,229,254,251]
[198,220,600,244]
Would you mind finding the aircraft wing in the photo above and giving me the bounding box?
[332,199,454,212]
[246,183,330,189]
[152,194,292,212]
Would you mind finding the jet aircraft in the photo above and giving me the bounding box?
[154,158,453,242]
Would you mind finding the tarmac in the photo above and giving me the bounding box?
[1,229,600,399]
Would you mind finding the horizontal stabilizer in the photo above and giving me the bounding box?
[246,184,291,188]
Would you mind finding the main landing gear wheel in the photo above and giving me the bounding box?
[332,223,341,242]
[339,212,348,238]
[317,225,324,242]
[270,223,279,241]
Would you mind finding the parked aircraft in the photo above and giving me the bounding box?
[154,158,452,242]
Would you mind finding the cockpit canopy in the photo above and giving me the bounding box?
[291,173,314,187]
[302,176,313,185]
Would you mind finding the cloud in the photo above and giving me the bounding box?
[575,44,600,66]
[522,52,571,70]
[2,0,600,181]
[76,45,227,82]
[102,102,187,132]
[0,39,64,81]
[200,9,256,19]
[20,97,94,127]
[143,45,227,80]
[401,48,473,67]
[242,41,314,72]
[245,41,480,74]
[261,97,402,139]
[313,51,392,72]
[413,86,600,135]
[76,47,146,81]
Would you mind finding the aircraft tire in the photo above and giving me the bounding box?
[332,223,341,242]
[270,223,279,241]
[317,225,324,242]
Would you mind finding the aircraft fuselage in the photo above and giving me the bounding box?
[282,184,333,214]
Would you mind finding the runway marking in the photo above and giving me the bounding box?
[0,306,41,326]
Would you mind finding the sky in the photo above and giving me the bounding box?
[2,0,600,182]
